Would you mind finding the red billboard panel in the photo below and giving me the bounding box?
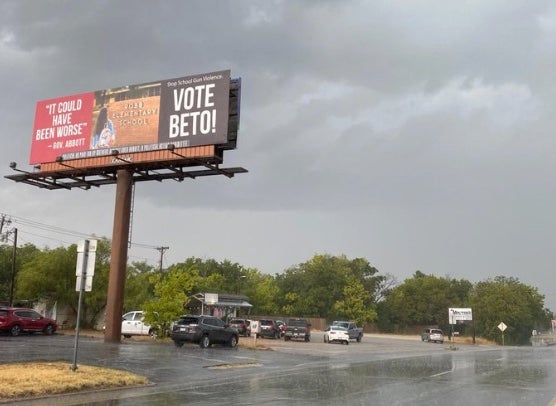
[30,70,231,164]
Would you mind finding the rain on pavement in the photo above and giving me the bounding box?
[1,332,555,405]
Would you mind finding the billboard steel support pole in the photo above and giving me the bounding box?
[104,169,133,342]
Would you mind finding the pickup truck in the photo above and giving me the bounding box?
[284,318,311,342]
[332,321,363,342]
[121,310,158,338]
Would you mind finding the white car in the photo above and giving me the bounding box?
[324,325,350,345]
[421,328,444,344]
[121,311,157,338]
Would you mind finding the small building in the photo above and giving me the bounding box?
[185,292,252,320]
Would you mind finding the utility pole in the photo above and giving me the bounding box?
[0,214,11,236]
[0,215,16,306]
[156,246,169,272]
[9,228,17,306]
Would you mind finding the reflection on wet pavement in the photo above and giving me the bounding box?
[2,333,555,405]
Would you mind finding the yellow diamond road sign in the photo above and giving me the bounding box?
[498,322,507,332]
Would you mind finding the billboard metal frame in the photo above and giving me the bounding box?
[5,145,247,190]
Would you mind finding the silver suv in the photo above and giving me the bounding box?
[421,328,444,343]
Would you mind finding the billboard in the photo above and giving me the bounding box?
[449,307,473,324]
[30,70,232,164]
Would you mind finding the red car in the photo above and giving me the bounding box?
[228,318,251,337]
[0,307,58,336]
[258,319,282,339]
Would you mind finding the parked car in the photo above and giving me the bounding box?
[332,320,364,342]
[284,318,311,342]
[258,319,281,339]
[121,311,158,338]
[228,318,251,337]
[421,328,444,344]
[324,325,350,345]
[170,315,239,348]
[0,307,58,336]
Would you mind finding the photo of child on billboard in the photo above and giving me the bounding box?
[91,106,115,149]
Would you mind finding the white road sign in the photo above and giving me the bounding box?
[449,308,473,324]
[75,239,97,292]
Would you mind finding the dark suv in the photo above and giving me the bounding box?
[170,315,239,348]
[0,307,58,336]
[258,319,281,339]
[228,318,251,336]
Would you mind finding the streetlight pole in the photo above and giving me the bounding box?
[237,275,246,295]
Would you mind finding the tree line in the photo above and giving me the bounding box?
[0,239,551,345]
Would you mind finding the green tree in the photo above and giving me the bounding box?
[379,271,472,333]
[0,243,39,304]
[142,266,202,334]
[16,245,77,309]
[0,245,11,303]
[167,257,246,294]
[15,238,111,328]
[333,276,377,324]
[244,271,280,315]
[470,276,551,345]
[275,254,383,320]
[124,261,157,311]
[141,259,275,329]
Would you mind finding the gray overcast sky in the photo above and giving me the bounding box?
[2,1,556,310]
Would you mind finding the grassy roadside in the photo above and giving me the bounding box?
[0,330,272,402]
[0,362,149,403]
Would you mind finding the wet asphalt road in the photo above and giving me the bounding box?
[1,332,556,405]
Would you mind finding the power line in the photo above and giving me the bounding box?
[15,229,76,247]
[7,214,94,240]
[1,212,162,251]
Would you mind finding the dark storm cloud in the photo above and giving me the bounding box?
[2,0,556,309]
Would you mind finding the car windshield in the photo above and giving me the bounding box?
[175,317,199,326]
[288,320,307,327]
[260,320,273,326]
